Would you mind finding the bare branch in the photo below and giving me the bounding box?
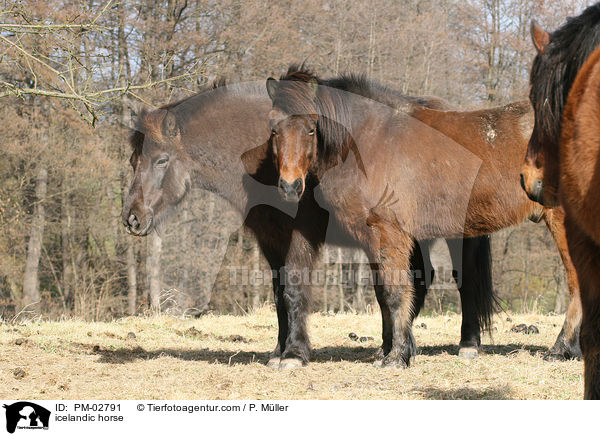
[0,23,106,33]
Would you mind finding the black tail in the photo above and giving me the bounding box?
[412,237,499,334]
[465,235,499,333]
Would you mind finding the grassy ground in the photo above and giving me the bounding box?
[0,307,583,400]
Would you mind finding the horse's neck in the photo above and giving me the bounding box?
[186,94,273,214]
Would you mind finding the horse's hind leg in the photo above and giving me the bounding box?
[564,217,600,399]
[447,236,496,359]
[371,274,393,362]
[543,208,582,360]
[365,223,417,368]
[372,240,432,363]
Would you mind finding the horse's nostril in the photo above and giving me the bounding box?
[128,214,139,230]
[278,178,291,193]
[291,178,303,195]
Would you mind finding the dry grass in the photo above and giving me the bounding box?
[0,307,583,400]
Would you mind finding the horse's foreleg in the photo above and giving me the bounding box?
[565,217,600,399]
[447,238,481,359]
[248,208,292,368]
[410,240,434,322]
[543,207,582,360]
[264,255,287,367]
[278,232,317,369]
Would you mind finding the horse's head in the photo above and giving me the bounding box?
[266,76,319,202]
[122,109,191,236]
[520,21,561,207]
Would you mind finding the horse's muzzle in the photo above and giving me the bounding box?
[123,211,153,236]
[278,177,304,202]
[520,173,545,205]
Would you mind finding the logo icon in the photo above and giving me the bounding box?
[3,402,50,433]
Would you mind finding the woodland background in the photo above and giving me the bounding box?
[0,0,588,321]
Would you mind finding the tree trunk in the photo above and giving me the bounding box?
[61,184,73,310]
[22,166,48,311]
[147,232,162,311]
[252,241,261,309]
[352,249,365,313]
[337,247,344,313]
[127,240,137,315]
[322,246,329,312]
[553,261,567,313]
[178,205,191,312]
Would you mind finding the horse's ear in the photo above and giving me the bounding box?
[266,78,278,101]
[162,112,179,137]
[530,20,550,54]
[308,78,318,100]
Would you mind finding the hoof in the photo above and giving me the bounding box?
[381,357,409,369]
[267,357,281,368]
[458,347,479,359]
[543,352,568,362]
[543,350,581,361]
[381,352,410,369]
[511,323,528,333]
[278,358,304,370]
[372,347,385,361]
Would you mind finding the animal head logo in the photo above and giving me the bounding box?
[3,402,50,433]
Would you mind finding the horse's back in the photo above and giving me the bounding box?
[407,103,537,231]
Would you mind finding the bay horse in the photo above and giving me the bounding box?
[121,81,498,369]
[265,66,582,365]
[521,4,600,399]
[520,5,600,206]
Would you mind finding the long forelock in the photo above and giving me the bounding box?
[274,65,353,158]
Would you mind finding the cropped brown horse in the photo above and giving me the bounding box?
[121,81,497,369]
[266,66,582,365]
[521,4,600,399]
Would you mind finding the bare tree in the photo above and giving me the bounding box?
[147,232,162,311]
[22,166,48,311]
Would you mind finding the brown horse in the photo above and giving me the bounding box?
[521,4,600,399]
[520,6,600,206]
[266,66,582,365]
[121,81,500,369]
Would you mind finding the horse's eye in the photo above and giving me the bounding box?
[271,129,278,136]
[155,155,170,168]
[308,129,315,136]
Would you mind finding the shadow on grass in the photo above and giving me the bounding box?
[419,343,548,357]
[75,341,549,365]
[414,384,513,400]
[79,344,380,365]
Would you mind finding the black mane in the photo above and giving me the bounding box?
[530,3,600,147]
[273,64,445,160]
